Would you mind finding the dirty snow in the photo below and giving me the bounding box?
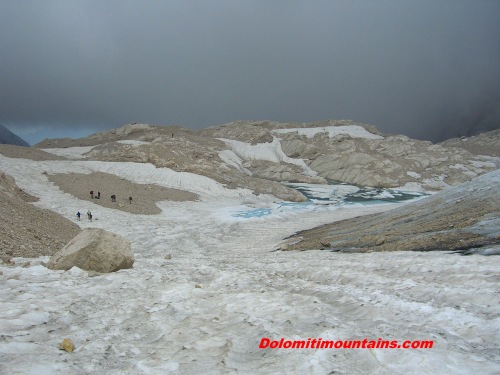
[42,146,96,159]
[0,150,499,375]
[272,125,384,140]
[218,137,317,177]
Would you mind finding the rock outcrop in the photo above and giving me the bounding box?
[205,120,499,190]
[282,169,500,253]
[47,229,134,273]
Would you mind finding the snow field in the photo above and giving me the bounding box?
[0,152,499,374]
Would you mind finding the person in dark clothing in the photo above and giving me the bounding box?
[76,211,81,221]
[129,196,133,204]
[111,194,116,202]
[97,191,101,199]
[90,190,94,199]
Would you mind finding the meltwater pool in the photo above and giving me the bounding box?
[232,182,427,219]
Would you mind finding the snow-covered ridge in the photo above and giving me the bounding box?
[272,125,384,140]
[35,120,500,198]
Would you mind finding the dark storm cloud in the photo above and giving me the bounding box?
[1,0,499,143]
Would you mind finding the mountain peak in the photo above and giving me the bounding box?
[0,124,30,147]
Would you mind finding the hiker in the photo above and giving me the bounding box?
[111,194,116,202]
[129,196,133,204]
[97,191,101,199]
[87,210,91,221]
[76,211,81,221]
[90,190,94,199]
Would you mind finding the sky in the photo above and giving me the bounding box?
[1,0,499,145]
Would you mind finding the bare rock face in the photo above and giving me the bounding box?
[284,169,500,253]
[48,229,134,273]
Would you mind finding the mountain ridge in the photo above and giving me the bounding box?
[0,124,30,147]
[33,120,500,198]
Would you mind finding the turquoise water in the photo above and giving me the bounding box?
[232,207,273,218]
[232,182,427,219]
[292,184,425,204]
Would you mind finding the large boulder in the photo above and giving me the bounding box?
[47,229,134,273]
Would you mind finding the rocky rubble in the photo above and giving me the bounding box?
[0,171,81,259]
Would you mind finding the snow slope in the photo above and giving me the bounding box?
[218,137,318,177]
[272,125,384,140]
[0,151,499,374]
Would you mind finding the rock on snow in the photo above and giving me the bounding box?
[47,228,134,273]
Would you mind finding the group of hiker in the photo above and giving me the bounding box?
[89,190,101,199]
[90,190,132,204]
[76,190,133,222]
[76,210,92,222]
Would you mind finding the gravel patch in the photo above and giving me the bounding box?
[0,172,80,259]
[0,144,66,161]
[47,171,199,215]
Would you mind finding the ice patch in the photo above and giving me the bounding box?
[232,207,273,218]
[218,149,252,175]
[227,182,426,219]
[272,125,384,140]
[218,137,318,177]
[288,182,425,205]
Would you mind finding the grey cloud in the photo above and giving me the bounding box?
[1,0,499,143]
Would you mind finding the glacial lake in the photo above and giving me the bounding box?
[232,182,427,219]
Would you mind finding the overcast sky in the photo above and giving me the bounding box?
[1,0,499,144]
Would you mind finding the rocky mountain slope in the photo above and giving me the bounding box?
[0,124,30,147]
[439,129,500,157]
[282,169,500,254]
[3,119,497,257]
[34,120,500,201]
[0,171,80,259]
